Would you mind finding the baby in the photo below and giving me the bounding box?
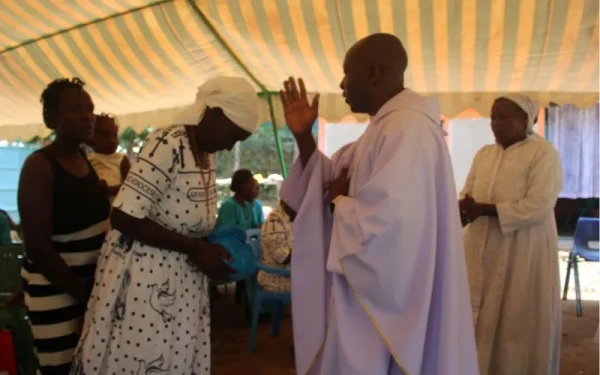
[87,114,131,203]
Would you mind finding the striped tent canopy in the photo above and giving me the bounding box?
[0,0,598,141]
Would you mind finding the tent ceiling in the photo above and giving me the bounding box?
[0,0,598,140]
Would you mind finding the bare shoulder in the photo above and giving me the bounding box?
[19,152,53,211]
[21,151,52,181]
[120,153,131,166]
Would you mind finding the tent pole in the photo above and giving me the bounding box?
[266,93,288,178]
[544,107,550,140]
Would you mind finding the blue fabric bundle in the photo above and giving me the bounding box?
[206,226,257,281]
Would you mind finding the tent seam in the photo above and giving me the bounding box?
[0,0,173,55]
[530,0,555,90]
[334,0,348,51]
[186,0,267,92]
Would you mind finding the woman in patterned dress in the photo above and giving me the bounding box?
[257,200,296,293]
[71,77,261,374]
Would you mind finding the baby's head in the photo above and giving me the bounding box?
[90,114,119,154]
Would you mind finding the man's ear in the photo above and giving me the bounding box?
[368,65,382,85]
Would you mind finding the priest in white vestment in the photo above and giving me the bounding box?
[459,94,563,375]
[278,34,478,375]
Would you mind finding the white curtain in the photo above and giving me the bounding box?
[548,104,599,199]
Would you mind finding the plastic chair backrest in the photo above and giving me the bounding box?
[574,217,600,253]
[245,229,262,260]
[246,228,261,241]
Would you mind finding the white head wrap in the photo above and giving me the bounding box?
[499,93,540,135]
[174,77,260,133]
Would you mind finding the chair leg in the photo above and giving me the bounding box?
[272,301,283,337]
[562,252,573,300]
[573,256,583,317]
[249,292,262,352]
[235,280,244,305]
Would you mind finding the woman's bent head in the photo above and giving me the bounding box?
[176,77,261,153]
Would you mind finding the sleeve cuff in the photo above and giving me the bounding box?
[330,195,345,213]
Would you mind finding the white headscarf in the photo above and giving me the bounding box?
[499,93,540,135]
[174,77,260,133]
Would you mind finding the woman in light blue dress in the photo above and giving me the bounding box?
[215,169,265,309]
[216,169,264,230]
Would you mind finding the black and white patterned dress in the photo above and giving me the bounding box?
[71,125,218,374]
[257,206,292,293]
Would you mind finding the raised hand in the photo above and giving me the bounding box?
[279,77,320,137]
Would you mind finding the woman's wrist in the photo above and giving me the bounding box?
[478,203,498,217]
[179,237,202,255]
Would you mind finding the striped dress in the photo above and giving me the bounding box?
[20,149,110,374]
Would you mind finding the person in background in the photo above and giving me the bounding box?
[87,114,131,203]
[216,169,264,230]
[71,77,261,375]
[0,210,12,245]
[257,200,296,293]
[18,78,110,374]
[460,94,562,375]
[0,209,18,232]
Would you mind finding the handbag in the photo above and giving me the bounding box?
[206,226,257,281]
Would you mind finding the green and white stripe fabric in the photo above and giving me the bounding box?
[0,0,597,140]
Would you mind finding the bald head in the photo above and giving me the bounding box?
[349,33,408,74]
[340,33,408,115]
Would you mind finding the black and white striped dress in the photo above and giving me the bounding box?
[20,149,110,374]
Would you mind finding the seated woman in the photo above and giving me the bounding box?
[459,94,562,375]
[0,210,11,245]
[258,200,296,293]
[216,169,264,230]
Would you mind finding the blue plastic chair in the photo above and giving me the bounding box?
[246,230,291,352]
[562,217,599,317]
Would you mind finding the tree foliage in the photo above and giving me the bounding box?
[215,122,311,177]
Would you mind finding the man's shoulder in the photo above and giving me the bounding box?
[331,142,356,163]
[376,109,442,141]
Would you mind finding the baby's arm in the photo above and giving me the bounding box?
[120,155,131,182]
[105,156,132,196]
